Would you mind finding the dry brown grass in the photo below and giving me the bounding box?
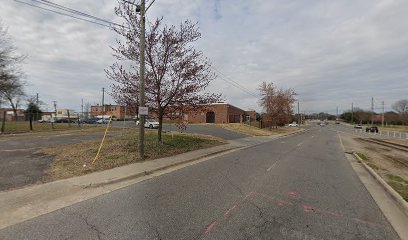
[41,131,223,181]
[218,123,300,136]
[1,121,97,133]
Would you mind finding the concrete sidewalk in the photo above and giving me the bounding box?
[0,129,304,230]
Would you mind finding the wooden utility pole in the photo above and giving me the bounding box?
[382,101,385,127]
[351,102,354,123]
[371,97,374,125]
[139,0,146,158]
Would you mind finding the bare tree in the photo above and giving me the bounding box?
[392,99,408,124]
[0,21,25,119]
[106,3,221,142]
[258,82,296,128]
[392,99,408,114]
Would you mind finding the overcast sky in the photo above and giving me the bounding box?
[1,0,407,114]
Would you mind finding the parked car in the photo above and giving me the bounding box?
[136,118,160,129]
[288,122,298,127]
[96,119,109,124]
[365,126,379,133]
[81,118,98,124]
[55,118,70,123]
[354,125,363,129]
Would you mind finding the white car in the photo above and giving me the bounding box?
[136,118,160,129]
[288,122,298,127]
[96,119,109,124]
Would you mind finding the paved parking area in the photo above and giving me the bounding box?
[112,121,248,140]
[1,123,247,192]
[0,131,111,191]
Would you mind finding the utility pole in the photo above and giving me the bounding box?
[102,88,105,115]
[382,101,385,127]
[297,101,300,126]
[139,0,146,158]
[351,102,354,123]
[52,101,57,129]
[36,93,39,121]
[336,106,338,120]
[53,101,57,115]
[371,97,374,125]
[81,98,84,119]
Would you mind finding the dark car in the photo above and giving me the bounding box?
[365,126,379,133]
[81,118,98,124]
[55,118,70,123]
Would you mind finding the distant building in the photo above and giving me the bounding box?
[55,109,78,119]
[172,103,256,124]
[0,108,25,122]
[90,105,136,120]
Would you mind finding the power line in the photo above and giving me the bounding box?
[211,66,258,98]
[14,0,126,29]
[33,0,124,27]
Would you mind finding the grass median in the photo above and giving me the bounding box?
[41,130,224,181]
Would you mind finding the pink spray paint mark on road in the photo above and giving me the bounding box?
[224,205,237,217]
[205,221,217,234]
[303,205,316,213]
[244,192,256,200]
[287,191,300,199]
[277,199,294,207]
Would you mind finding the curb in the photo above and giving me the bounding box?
[353,152,408,216]
[85,145,243,188]
[85,129,306,188]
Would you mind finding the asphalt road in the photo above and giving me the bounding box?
[0,126,400,239]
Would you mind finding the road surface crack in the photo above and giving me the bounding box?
[77,213,105,240]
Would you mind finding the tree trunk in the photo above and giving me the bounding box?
[158,110,163,144]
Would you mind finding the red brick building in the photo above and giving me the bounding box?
[184,103,256,124]
[90,105,136,119]
[0,108,25,121]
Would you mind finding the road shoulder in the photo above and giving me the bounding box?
[339,133,408,240]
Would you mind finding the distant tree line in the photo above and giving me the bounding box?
[340,99,408,125]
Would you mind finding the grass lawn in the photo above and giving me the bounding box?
[41,130,224,181]
[219,123,300,136]
[386,174,408,202]
[1,121,95,133]
[379,125,408,133]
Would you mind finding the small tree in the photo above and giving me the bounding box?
[25,96,43,121]
[106,3,221,142]
[258,82,296,128]
[0,21,25,119]
[25,102,42,121]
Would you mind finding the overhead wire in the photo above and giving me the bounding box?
[33,0,124,27]
[14,0,127,29]
[211,66,258,98]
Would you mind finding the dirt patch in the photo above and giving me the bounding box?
[218,123,300,136]
[40,131,224,182]
[339,132,408,201]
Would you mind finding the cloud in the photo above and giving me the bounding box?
[1,0,407,114]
